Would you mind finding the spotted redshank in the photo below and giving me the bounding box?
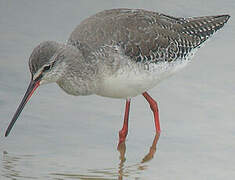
[5,9,230,148]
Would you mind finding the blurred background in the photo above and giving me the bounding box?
[0,0,234,179]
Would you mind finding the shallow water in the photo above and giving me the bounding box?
[0,0,235,179]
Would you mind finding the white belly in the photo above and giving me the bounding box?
[95,58,191,99]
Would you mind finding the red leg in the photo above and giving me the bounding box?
[118,99,131,149]
[142,92,161,135]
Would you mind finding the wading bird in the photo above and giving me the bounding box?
[5,9,230,149]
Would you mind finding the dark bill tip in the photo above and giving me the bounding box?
[5,80,40,137]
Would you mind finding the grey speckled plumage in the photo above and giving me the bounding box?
[29,41,60,75]
[68,9,230,64]
[5,8,230,139]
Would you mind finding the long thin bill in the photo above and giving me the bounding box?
[5,80,40,137]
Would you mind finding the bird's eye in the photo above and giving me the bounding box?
[43,65,51,71]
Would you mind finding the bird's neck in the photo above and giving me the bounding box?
[56,45,99,96]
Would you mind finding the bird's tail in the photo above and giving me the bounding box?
[180,14,230,43]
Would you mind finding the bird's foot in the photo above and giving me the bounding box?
[118,129,127,148]
[117,130,127,162]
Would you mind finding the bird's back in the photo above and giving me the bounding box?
[68,8,230,64]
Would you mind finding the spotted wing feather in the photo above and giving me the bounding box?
[68,9,230,64]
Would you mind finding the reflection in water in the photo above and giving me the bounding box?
[118,133,160,163]
[141,133,160,163]
[52,163,148,180]
[119,133,159,179]
[2,151,36,179]
[53,133,159,180]
[1,134,159,179]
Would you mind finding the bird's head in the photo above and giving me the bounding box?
[5,41,68,137]
[29,41,66,84]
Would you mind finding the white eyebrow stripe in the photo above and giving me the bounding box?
[33,66,44,80]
